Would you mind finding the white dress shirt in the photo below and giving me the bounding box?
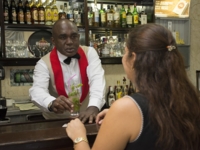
[29,46,106,112]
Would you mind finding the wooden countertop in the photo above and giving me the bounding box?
[0,119,98,150]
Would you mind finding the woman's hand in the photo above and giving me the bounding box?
[95,109,109,125]
[66,118,87,141]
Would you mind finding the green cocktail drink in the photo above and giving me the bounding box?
[68,83,82,117]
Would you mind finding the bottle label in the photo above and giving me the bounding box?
[126,15,132,24]
[88,18,93,26]
[18,10,24,24]
[12,9,17,23]
[38,10,45,22]
[134,15,138,24]
[45,9,52,21]
[4,9,9,23]
[94,11,99,22]
[74,14,81,25]
[141,14,147,24]
[101,13,106,22]
[122,12,126,18]
[52,10,59,22]
[114,12,120,20]
[32,9,38,21]
[107,13,113,21]
[108,96,115,106]
[25,11,32,24]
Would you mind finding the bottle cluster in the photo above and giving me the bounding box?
[89,30,127,57]
[106,77,136,107]
[3,0,84,26]
[88,2,147,28]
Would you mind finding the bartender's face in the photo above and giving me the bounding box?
[52,20,80,57]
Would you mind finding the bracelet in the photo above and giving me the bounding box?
[73,137,88,145]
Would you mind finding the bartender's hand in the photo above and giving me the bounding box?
[96,109,109,125]
[78,106,99,124]
[66,118,87,141]
[51,95,73,113]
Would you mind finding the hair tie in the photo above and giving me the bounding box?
[166,45,176,51]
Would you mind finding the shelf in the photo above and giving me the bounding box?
[4,24,85,31]
[88,26,132,32]
[0,58,39,66]
[0,57,122,66]
[100,57,122,64]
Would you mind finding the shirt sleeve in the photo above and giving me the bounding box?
[29,59,56,112]
[85,46,106,110]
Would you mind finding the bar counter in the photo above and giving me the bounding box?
[0,119,98,150]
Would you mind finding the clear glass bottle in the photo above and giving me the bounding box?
[113,3,120,28]
[88,7,93,26]
[93,0,99,27]
[67,2,74,22]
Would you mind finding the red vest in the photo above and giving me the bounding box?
[50,47,89,103]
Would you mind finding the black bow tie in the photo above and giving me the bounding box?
[63,53,80,65]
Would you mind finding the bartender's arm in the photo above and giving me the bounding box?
[29,59,73,113]
[78,46,106,123]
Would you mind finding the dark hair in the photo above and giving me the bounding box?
[126,23,200,150]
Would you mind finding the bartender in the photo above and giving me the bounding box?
[29,19,106,123]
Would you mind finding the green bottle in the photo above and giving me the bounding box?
[133,3,139,27]
[126,4,133,28]
[120,4,126,28]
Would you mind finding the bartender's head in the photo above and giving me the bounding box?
[52,19,80,57]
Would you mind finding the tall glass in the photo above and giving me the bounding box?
[68,83,82,118]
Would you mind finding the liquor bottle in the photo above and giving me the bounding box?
[128,81,135,96]
[38,0,45,24]
[115,80,122,99]
[9,0,17,24]
[107,86,116,107]
[113,3,120,28]
[122,77,128,96]
[120,4,126,28]
[88,7,93,26]
[74,4,81,26]
[92,0,99,27]
[89,30,93,47]
[58,5,65,19]
[51,5,59,25]
[99,3,106,27]
[3,0,9,24]
[24,0,32,24]
[106,5,114,28]
[126,4,133,28]
[133,3,139,27]
[31,1,38,24]
[80,4,85,26]
[67,2,74,22]
[62,3,68,18]
[140,7,147,25]
[108,30,114,44]
[17,0,25,24]
[114,36,123,57]
[45,2,52,25]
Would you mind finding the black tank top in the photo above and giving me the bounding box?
[125,93,158,150]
